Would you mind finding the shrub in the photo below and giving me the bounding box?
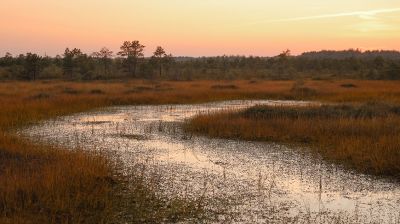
[290,80,318,97]
[211,84,238,89]
[90,89,105,94]
[340,83,357,88]
[0,68,12,79]
[39,64,63,79]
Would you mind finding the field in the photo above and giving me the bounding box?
[1,79,400,222]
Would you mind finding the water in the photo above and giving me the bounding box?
[21,100,400,223]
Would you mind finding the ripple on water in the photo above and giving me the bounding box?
[21,100,400,223]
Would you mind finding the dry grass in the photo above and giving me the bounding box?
[0,135,114,223]
[185,103,400,177]
[1,79,400,222]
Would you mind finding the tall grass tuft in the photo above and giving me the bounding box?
[185,103,400,177]
[1,79,400,221]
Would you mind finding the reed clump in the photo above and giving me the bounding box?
[0,132,205,223]
[0,134,115,223]
[0,80,224,223]
[1,79,400,222]
[185,103,400,176]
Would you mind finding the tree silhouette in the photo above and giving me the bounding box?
[152,46,166,77]
[279,49,291,58]
[24,53,42,80]
[2,46,400,80]
[63,48,83,78]
[92,47,113,75]
[0,52,13,66]
[118,41,145,77]
[385,62,400,80]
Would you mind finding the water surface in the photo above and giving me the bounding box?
[22,100,400,223]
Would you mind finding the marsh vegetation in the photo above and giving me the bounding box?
[1,79,400,223]
[186,102,400,176]
[22,100,400,223]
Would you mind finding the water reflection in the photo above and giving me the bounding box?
[22,100,400,223]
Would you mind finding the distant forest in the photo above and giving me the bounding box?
[1,41,399,80]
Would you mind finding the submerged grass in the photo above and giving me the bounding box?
[1,79,400,222]
[185,102,400,177]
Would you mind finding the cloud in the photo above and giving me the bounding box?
[351,20,398,32]
[251,8,400,24]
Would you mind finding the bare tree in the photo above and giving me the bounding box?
[92,47,113,75]
[117,41,145,77]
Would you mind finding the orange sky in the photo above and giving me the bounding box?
[1,0,400,56]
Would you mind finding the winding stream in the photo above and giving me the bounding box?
[21,100,400,223]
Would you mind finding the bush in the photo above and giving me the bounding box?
[0,68,11,79]
[90,89,105,94]
[242,102,400,119]
[290,80,317,97]
[9,65,25,79]
[340,83,357,88]
[39,64,63,79]
[211,84,238,89]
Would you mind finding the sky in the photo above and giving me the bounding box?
[0,0,400,57]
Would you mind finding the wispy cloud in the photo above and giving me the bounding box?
[252,8,400,24]
[351,20,398,32]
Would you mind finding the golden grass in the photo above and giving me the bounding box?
[185,104,400,176]
[0,135,114,223]
[1,79,400,222]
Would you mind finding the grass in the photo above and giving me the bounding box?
[185,102,400,177]
[0,135,114,223]
[1,79,400,222]
[0,133,205,223]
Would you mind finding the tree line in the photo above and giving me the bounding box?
[0,42,399,80]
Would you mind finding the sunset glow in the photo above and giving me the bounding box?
[1,0,400,56]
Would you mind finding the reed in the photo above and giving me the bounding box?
[1,79,400,222]
[185,103,400,176]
